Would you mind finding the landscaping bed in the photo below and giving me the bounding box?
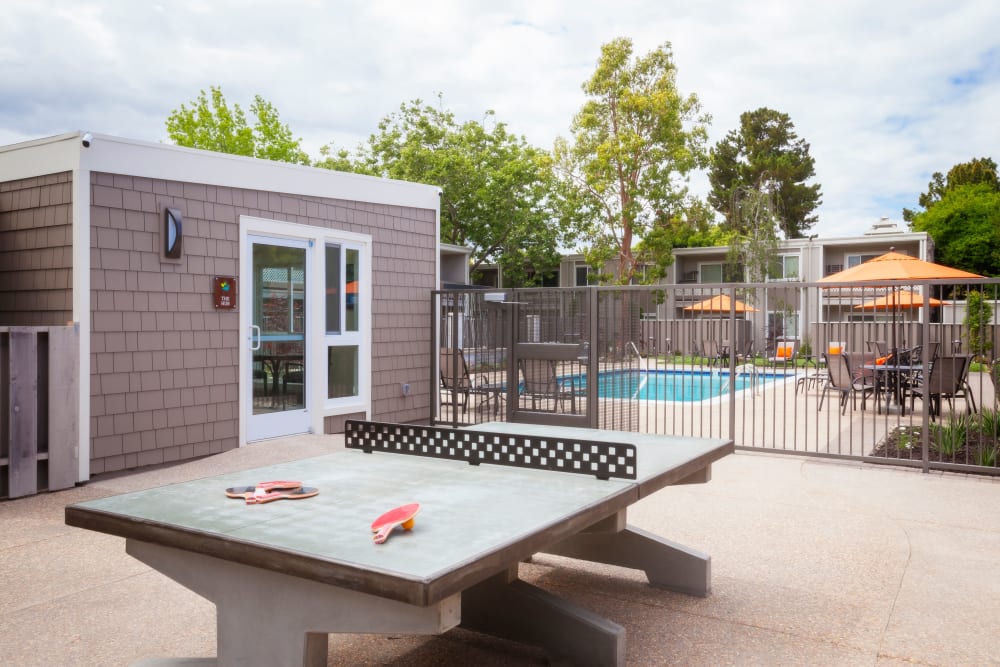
[871,410,1000,468]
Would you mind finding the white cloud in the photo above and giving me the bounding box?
[1,0,998,237]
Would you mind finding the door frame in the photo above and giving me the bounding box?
[239,216,373,445]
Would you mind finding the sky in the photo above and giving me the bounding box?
[2,0,998,238]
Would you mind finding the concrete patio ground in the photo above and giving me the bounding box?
[2,432,999,666]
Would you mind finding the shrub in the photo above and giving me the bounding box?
[932,414,970,458]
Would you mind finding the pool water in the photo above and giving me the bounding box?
[567,369,781,402]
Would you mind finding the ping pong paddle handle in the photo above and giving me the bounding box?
[246,491,285,504]
[372,522,398,544]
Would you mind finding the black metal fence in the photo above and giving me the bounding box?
[433,280,1000,475]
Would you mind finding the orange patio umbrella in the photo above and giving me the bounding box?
[683,294,758,313]
[853,289,943,311]
[820,249,983,359]
[817,250,983,283]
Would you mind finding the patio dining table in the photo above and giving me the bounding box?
[862,362,922,415]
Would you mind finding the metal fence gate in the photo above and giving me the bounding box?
[433,280,1000,476]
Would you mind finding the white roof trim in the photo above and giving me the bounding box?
[0,131,441,210]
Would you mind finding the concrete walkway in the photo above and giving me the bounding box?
[2,434,999,666]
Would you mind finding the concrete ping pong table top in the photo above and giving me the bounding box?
[66,421,733,667]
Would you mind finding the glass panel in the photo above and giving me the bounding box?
[252,243,306,415]
[328,346,358,399]
[701,263,723,283]
[346,248,359,332]
[784,255,799,278]
[325,244,341,334]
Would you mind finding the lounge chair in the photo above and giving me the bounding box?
[767,340,798,365]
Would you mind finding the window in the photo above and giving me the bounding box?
[575,264,590,286]
[699,262,743,283]
[325,243,363,401]
[629,263,656,285]
[768,311,800,340]
[769,254,800,280]
[700,263,723,283]
[847,253,880,269]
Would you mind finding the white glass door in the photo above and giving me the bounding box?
[247,236,310,440]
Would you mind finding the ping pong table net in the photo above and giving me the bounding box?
[345,420,636,481]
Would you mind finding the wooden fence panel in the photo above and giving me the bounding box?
[1,325,79,499]
[47,326,79,491]
[8,329,39,498]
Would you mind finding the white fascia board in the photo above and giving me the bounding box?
[78,133,441,210]
[1,131,441,211]
[0,133,83,180]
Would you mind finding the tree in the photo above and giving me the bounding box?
[909,182,1000,276]
[904,157,999,222]
[321,99,571,285]
[166,86,310,165]
[554,37,711,285]
[708,107,821,239]
[965,290,993,362]
[726,185,781,285]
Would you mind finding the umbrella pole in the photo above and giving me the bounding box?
[891,286,900,411]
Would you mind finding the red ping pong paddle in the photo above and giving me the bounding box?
[371,503,420,544]
[243,486,319,504]
[224,481,305,499]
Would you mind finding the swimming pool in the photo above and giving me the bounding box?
[568,369,783,402]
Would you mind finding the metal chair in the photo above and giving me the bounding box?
[439,348,473,414]
[818,353,877,414]
[905,355,974,420]
[518,358,576,412]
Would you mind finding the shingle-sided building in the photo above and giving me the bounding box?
[0,131,441,483]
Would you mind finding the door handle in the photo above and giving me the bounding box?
[250,325,261,351]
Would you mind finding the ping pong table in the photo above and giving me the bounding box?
[65,421,732,666]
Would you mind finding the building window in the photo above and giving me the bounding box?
[325,243,363,401]
[846,253,880,268]
[769,254,800,280]
[768,311,800,341]
[700,262,743,283]
[327,346,358,399]
[700,263,723,283]
[575,264,590,286]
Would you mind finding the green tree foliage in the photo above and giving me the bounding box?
[166,86,310,165]
[903,157,999,221]
[708,107,821,239]
[726,185,781,285]
[320,99,571,285]
[910,182,1000,276]
[554,37,710,284]
[964,290,994,361]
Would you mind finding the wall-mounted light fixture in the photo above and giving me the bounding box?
[164,208,183,258]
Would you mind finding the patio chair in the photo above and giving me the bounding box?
[518,358,576,412]
[704,339,728,367]
[767,340,798,365]
[735,339,754,363]
[818,352,877,414]
[440,348,473,414]
[868,340,888,357]
[281,361,304,409]
[904,355,974,420]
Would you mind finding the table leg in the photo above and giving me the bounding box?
[541,511,712,597]
[461,567,625,667]
[126,540,460,667]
